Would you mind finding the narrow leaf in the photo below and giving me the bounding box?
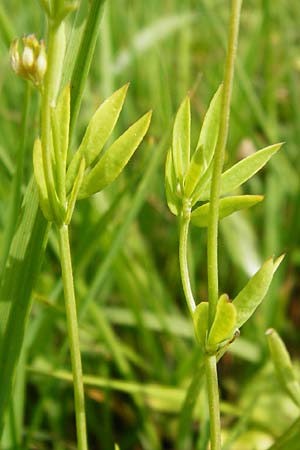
[65,158,86,225]
[51,84,70,199]
[52,84,70,172]
[199,143,283,200]
[191,195,263,227]
[0,181,49,434]
[66,83,129,193]
[165,147,180,216]
[193,302,208,346]
[207,294,237,352]
[172,96,190,186]
[79,111,151,198]
[184,85,222,198]
[266,328,300,407]
[233,255,284,328]
[33,138,53,221]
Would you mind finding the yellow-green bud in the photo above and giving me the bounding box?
[9,34,47,87]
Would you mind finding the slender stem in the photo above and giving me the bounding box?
[207,0,242,328]
[205,3,242,449]
[179,202,196,316]
[205,355,221,450]
[41,21,64,221]
[58,225,88,450]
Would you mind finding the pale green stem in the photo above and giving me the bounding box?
[207,0,242,328]
[58,225,88,450]
[205,355,221,450]
[206,2,242,450]
[40,21,63,221]
[179,202,196,316]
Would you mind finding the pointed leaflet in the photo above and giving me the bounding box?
[65,158,86,225]
[191,195,263,227]
[233,255,284,328]
[79,111,152,198]
[184,85,222,199]
[193,301,208,347]
[207,294,237,353]
[165,148,180,216]
[33,138,53,222]
[51,84,70,199]
[172,96,190,187]
[266,329,300,407]
[199,143,283,200]
[66,83,129,193]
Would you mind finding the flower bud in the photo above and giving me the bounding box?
[22,45,34,69]
[36,42,47,79]
[10,40,20,74]
[9,34,47,87]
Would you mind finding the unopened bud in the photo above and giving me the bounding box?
[9,34,47,87]
[22,45,34,69]
[36,42,47,79]
[10,39,20,74]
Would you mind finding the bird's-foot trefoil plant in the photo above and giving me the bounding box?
[165,1,284,448]
[10,2,151,449]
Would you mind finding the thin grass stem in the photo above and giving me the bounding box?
[206,2,242,449]
[207,0,242,328]
[58,225,88,450]
[205,355,221,450]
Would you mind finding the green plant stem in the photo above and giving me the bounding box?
[207,0,242,328]
[41,21,64,221]
[205,355,221,450]
[179,207,196,316]
[206,2,242,449]
[58,225,88,450]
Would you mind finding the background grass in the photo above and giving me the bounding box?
[0,0,299,449]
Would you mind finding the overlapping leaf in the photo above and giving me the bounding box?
[191,195,263,227]
[66,83,129,193]
[172,96,190,187]
[184,85,222,199]
[79,111,152,198]
[233,255,284,328]
[199,143,283,201]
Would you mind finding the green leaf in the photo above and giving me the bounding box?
[32,138,53,222]
[65,158,85,225]
[79,111,152,198]
[233,255,284,328]
[266,328,300,407]
[207,294,237,353]
[199,142,283,200]
[52,83,70,170]
[66,83,129,193]
[184,85,222,199]
[0,181,49,434]
[193,302,208,346]
[191,195,263,227]
[165,147,180,215]
[51,84,70,198]
[172,96,190,186]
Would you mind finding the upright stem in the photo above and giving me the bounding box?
[206,2,242,450]
[207,0,242,328]
[179,203,196,315]
[205,355,221,450]
[58,225,88,450]
[41,21,64,220]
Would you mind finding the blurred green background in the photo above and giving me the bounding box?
[0,1,299,449]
